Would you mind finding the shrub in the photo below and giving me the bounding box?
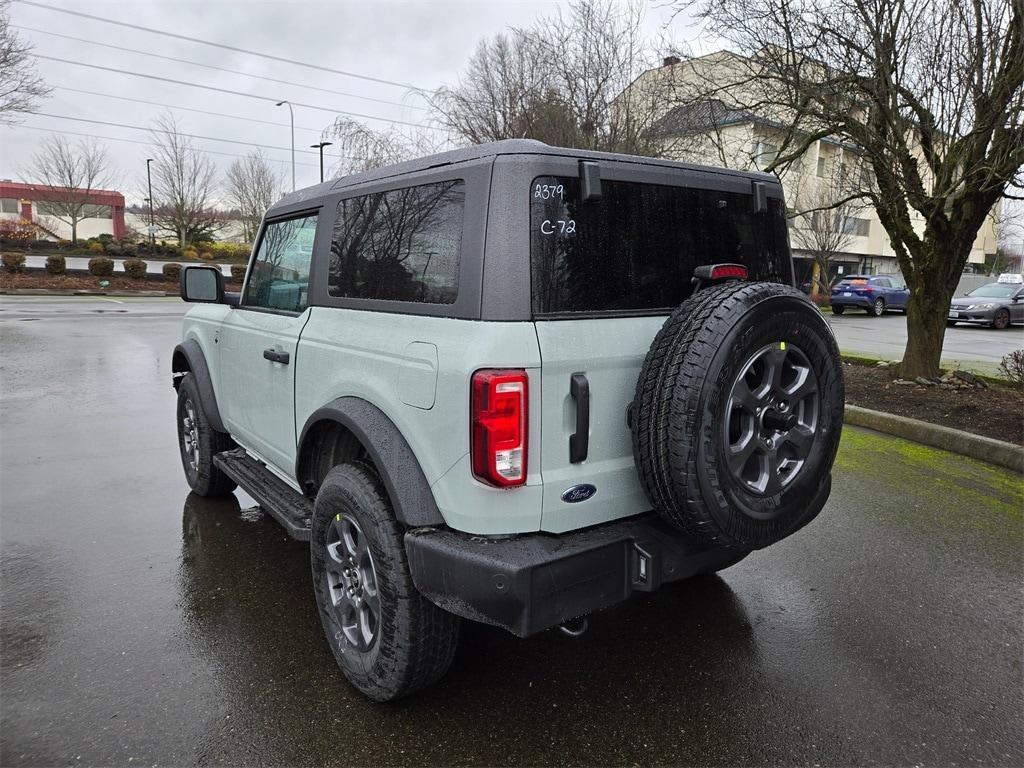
[0,218,36,248]
[199,250,214,261]
[182,247,198,260]
[58,239,72,250]
[123,257,147,279]
[105,241,123,256]
[2,252,26,273]
[120,241,137,257]
[97,233,114,244]
[998,350,1024,385]
[88,257,114,276]
[162,262,182,281]
[230,264,246,281]
[88,241,104,254]
[45,254,66,275]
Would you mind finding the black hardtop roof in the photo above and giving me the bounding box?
[267,139,777,216]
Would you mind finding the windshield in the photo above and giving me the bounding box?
[530,175,793,315]
[967,283,1017,298]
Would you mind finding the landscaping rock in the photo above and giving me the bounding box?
[914,376,936,387]
[893,379,915,386]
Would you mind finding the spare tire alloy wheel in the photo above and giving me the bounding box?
[631,282,844,551]
[726,342,818,496]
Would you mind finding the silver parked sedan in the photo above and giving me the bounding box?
[948,281,1024,329]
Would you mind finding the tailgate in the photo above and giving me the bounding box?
[534,316,664,532]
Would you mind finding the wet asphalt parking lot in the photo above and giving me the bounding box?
[1,296,1022,767]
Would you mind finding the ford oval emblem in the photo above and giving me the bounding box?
[561,484,597,503]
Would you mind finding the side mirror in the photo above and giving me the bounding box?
[181,265,224,303]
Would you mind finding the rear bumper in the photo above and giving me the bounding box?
[405,513,743,637]
[830,295,872,308]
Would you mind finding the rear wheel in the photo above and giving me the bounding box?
[947,320,958,327]
[311,463,459,701]
[632,282,844,550]
[992,309,1010,329]
[176,374,236,496]
[869,298,885,317]
[831,305,845,315]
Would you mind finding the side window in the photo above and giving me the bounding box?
[328,180,464,304]
[244,214,318,313]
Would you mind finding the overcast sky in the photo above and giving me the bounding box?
[1,0,696,203]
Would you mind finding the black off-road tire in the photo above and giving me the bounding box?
[311,463,459,702]
[176,373,236,496]
[831,305,845,315]
[632,282,844,550]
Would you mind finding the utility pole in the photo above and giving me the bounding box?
[276,100,295,192]
[311,141,332,183]
[146,158,155,248]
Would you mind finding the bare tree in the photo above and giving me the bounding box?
[321,118,410,177]
[0,0,49,124]
[671,0,1024,378]
[23,135,112,244]
[225,150,281,243]
[787,153,872,293]
[431,0,669,155]
[148,113,222,250]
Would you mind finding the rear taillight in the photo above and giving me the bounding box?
[471,369,528,487]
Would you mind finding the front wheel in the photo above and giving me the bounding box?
[992,309,1010,330]
[311,463,459,701]
[176,374,236,496]
[831,305,845,315]
[869,298,885,317]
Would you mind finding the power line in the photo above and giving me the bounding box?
[52,86,327,135]
[9,123,322,167]
[16,0,427,91]
[34,55,440,131]
[13,25,427,111]
[27,112,354,160]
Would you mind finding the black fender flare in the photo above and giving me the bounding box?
[297,397,445,528]
[172,340,226,433]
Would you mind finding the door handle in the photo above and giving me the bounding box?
[569,372,589,463]
[263,348,290,365]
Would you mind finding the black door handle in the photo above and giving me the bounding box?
[570,372,589,463]
[263,348,290,364]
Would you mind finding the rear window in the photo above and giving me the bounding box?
[530,176,792,315]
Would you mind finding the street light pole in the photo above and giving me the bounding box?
[276,100,295,192]
[310,141,332,183]
[145,158,155,248]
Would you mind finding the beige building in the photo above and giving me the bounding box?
[621,52,1000,285]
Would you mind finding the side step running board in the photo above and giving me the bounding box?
[213,448,313,541]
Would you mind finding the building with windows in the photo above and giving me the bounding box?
[0,180,125,241]
[619,52,1000,286]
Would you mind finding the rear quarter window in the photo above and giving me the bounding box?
[529,176,792,315]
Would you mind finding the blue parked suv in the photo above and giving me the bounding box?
[830,275,909,316]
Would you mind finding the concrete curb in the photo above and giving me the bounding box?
[1,289,177,297]
[845,404,1024,473]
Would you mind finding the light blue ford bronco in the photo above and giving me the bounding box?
[173,140,844,701]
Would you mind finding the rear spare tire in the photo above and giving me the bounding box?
[631,282,844,550]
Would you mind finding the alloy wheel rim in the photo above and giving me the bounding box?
[181,398,200,472]
[724,342,820,496]
[324,513,380,652]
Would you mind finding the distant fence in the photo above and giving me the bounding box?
[954,274,1003,296]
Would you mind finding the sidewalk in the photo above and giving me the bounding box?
[21,253,236,277]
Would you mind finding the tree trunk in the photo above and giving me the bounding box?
[900,289,949,379]
[898,238,967,380]
[71,220,77,245]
